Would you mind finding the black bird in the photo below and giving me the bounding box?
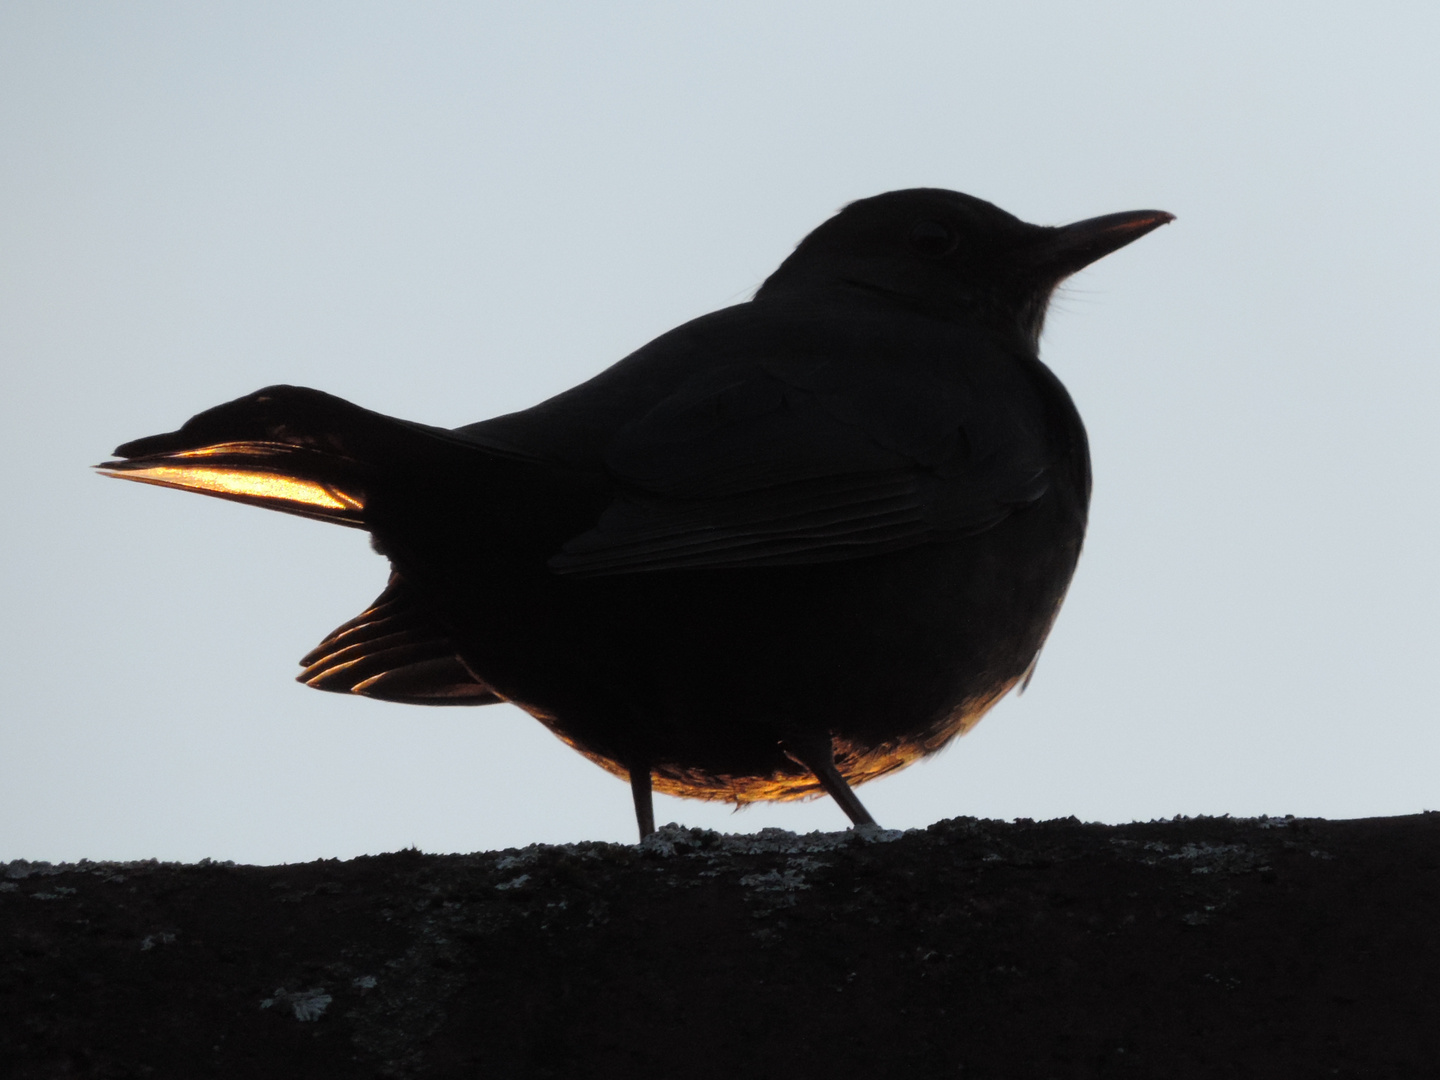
[100,189,1171,839]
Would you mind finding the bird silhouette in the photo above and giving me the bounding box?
[100,189,1171,839]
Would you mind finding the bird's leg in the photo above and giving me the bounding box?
[629,762,655,840]
[780,734,878,829]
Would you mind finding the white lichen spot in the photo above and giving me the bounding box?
[1253,816,1296,829]
[495,852,539,872]
[260,987,333,1022]
[643,822,911,860]
[1170,843,1257,874]
[739,869,811,892]
[31,886,77,900]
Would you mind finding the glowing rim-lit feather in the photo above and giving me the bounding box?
[98,442,366,526]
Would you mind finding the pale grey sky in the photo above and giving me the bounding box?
[3,3,1437,863]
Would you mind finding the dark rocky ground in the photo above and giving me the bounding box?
[4,812,1437,1079]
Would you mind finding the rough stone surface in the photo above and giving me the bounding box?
[3,813,1437,1077]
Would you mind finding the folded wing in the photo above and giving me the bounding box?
[550,356,1052,576]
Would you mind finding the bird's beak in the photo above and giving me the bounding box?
[1026,209,1175,281]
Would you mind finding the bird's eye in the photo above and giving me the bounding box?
[909,219,958,257]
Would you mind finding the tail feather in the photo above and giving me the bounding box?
[101,387,506,707]
[97,385,459,526]
[98,441,368,526]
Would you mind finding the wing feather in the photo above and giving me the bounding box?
[550,359,1050,576]
[300,575,499,706]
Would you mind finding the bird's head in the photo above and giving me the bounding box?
[757,188,1173,349]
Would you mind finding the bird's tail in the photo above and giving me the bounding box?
[98,384,531,706]
[97,384,469,528]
